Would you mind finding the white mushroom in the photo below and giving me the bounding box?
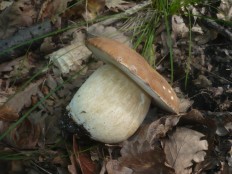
[66,37,179,143]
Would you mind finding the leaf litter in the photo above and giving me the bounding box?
[0,0,232,173]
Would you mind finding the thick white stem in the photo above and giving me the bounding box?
[67,64,151,143]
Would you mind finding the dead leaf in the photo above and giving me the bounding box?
[227,140,232,167]
[179,98,193,113]
[82,0,105,21]
[87,0,105,16]
[2,79,43,115]
[163,127,208,174]
[72,135,97,174]
[0,118,41,149]
[108,109,215,173]
[119,140,175,174]
[106,160,133,174]
[39,37,56,54]
[105,0,134,12]
[0,105,19,121]
[0,82,15,106]
[193,75,212,88]
[68,154,79,174]
[172,15,189,39]
[0,1,13,11]
[0,0,37,39]
[147,115,181,145]
[0,57,21,73]
[37,0,71,21]
[217,0,232,21]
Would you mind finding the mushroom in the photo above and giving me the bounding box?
[66,37,179,143]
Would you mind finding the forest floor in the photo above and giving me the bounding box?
[0,0,231,174]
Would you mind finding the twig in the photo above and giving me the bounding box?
[0,20,59,62]
[201,18,232,41]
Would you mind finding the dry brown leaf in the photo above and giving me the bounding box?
[172,15,189,39]
[0,81,15,107]
[2,79,43,114]
[193,75,212,88]
[109,110,215,174]
[0,1,13,11]
[87,24,132,47]
[82,0,105,21]
[0,58,21,73]
[0,118,41,149]
[0,105,18,121]
[228,140,232,167]
[37,0,71,21]
[68,154,79,174]
[163,127,208,174]
[73,136,97,174]
[87,0,105,16]
[119,140,175,174]
[105,0,134,12]
[0,0,37,39]
[147,115,181,145]
[0,79,43,125]
[217,0,232,21]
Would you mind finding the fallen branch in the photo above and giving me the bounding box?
[201,18,232,41]
[0,20,59,63]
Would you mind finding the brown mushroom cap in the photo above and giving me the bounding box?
[86,37,179,114]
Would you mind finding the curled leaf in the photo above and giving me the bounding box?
[162,127,208,174]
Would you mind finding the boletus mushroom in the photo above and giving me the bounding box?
[66,37,179,143]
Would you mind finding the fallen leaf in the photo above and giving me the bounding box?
[109,110,215,173]
[0,118,41,149]
[0,0,37,39]
[87,0,105,16]
[0,79,43,121]
[147,115,181,145]
[68,154,79,174]
[105,0,134,12]
[227,140,232,167]
[0,56,22,73]
[0,105,19,121]
[162,127,208,174]
[2,79,43,115]
[72,135,97,174]
[106,160,133,174]
[37,0,71,21]
[217,0,232,21]
[0,1,13,11]
[172,15,189,38]
[82,0,105,21]
[179,98,194,113]
[119,140,175,174]
[193,75,212,88]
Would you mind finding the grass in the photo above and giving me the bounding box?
[132,10,159,67]
[0,151,34,160]
[128,0,212,84]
